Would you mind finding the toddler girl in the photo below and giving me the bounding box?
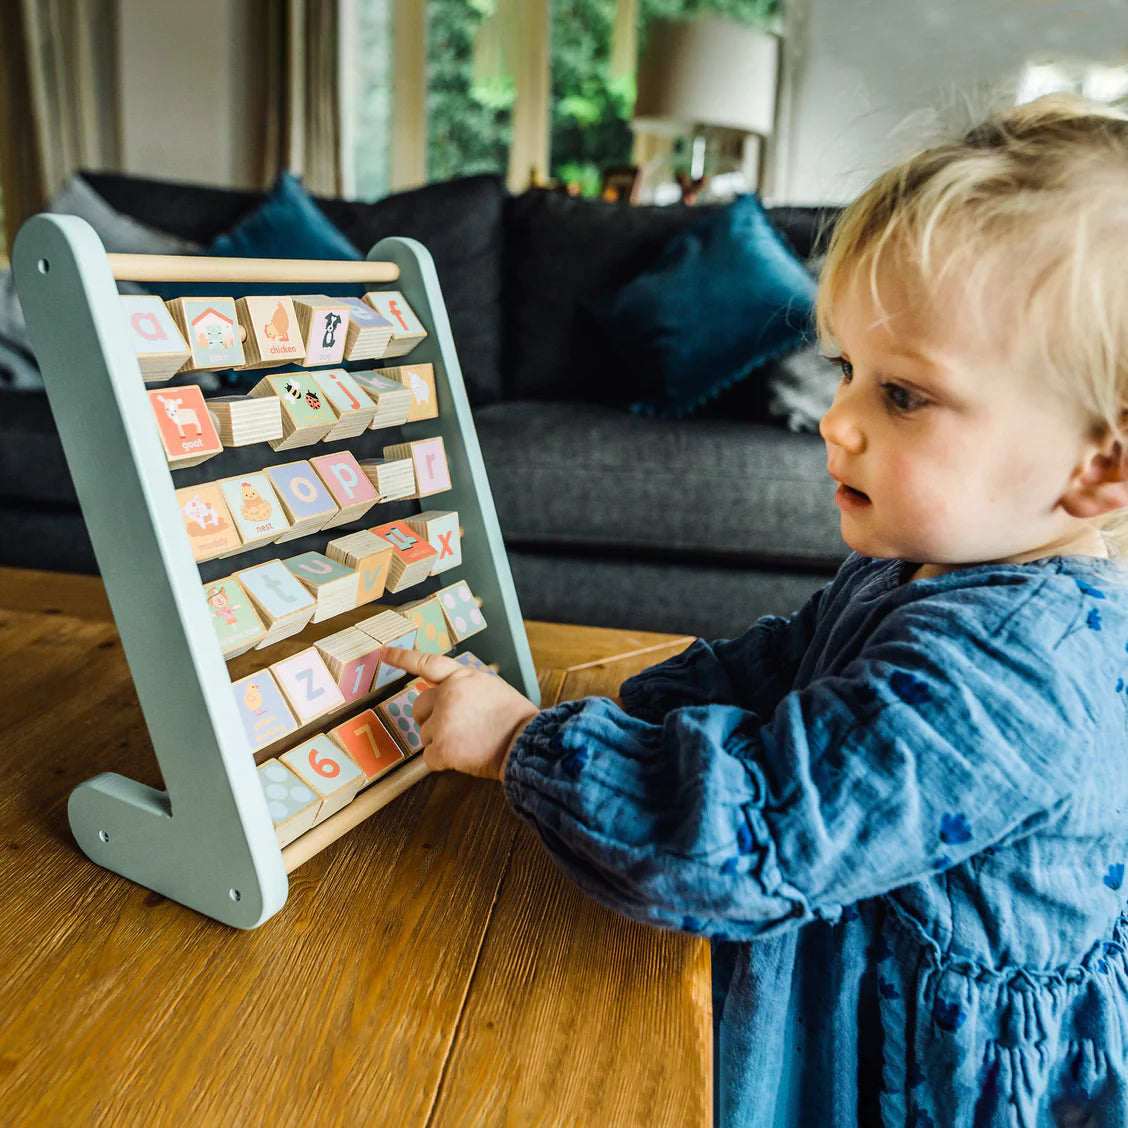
[383,93,1128,1126]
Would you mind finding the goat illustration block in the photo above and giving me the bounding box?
[148,384,222,468]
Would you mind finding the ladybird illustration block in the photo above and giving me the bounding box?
[435,580,487,642]
[233,670,298,750]
[379,363,438,421]
[236,559,317,646]
[314,626,384,704]
[362,290,427,357]
[165,297,245,371]
[369,520,438,593]
[176,482,242,562]
[257,759,322,846]
[292,297,351,367]
[377,677,433,756]
[283,550,360,622]
[265,460,340,543]
[406,509,461,575]
[280,735,365,823]
[328,709,405,785]
[249,372,339,451]
[148,385,223,468]
[310,450,380,528]
[203,575,265,658]
[399,596,453,655]
[269,647,347,727]
[382,436,451,498]
[236,295,307,368]
[217,472,291,552]
[310,368,379,441]
[120,294,190,382]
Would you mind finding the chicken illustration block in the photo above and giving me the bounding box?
[217,472,291,553]
[236,295,307,368]
[175,482,242,562]
[232,670,298,751]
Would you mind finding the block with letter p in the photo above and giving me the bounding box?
[310,450,381,528]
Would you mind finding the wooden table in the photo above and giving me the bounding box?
[0,568,709,1126]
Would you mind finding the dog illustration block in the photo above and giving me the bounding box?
[292,297,351,367]
[175,482,242,562]
[328,709,405,785]
[148,384,223,469]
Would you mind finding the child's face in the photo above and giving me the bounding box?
[819,260,1107,573]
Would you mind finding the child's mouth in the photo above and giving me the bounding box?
[834,483,871,509]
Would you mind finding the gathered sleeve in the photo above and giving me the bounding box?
[503,591,1092,941]
[618,581,828,725]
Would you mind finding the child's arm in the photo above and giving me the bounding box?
[386,586,1095,941]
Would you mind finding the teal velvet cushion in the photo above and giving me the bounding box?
[593,194,818,419]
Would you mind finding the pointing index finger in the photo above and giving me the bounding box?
[379,647,464,683]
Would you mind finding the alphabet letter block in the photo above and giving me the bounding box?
[236,559,317,647]
[369,520,437,592]
[120,294,190,382]
[310,450,380,528]
[310,368,379,440]
[265,460,340,543]
[324,530,394,606]
[283,551,360,622]
[270,647,347,726]
[382,436,451,499]
[314,626,385,705]
[362,290,427,357]
[406,509,461,575]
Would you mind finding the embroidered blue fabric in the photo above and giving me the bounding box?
[503,552,1128,1126]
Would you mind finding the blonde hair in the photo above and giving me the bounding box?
[816,92,1128,556]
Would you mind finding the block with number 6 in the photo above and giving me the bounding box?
[280,735,365,823]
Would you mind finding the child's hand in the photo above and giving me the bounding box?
[378,648,540,781]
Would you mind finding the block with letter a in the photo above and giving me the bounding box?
[120,294,190,382]
[328,709,405,786]
[280,735,365,823]
[406,509,461,575]
[269,646,347,727]
[310,450,381,528]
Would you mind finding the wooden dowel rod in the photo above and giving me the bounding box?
[281,755,432,873]
[105,253,400,285]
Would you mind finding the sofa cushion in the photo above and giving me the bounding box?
[474,400,847,569]
[595,194,817,419]
[81,171,508,406]
[503,189,708,404]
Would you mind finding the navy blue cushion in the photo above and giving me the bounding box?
[592,194,817,419]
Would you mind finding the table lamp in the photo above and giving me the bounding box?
[632,16,780,203]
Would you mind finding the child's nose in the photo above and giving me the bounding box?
[819,392,865,453]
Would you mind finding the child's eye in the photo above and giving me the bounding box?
[826,355,853,382]
[883,383,928,413]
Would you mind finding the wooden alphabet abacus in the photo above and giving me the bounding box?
[12,217,538,929]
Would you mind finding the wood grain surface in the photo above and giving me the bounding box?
[0,568,706,1127]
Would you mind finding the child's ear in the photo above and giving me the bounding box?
[1061,418,1128,518]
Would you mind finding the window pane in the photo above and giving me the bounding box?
[350,0,395,201]
[427,0,513,182]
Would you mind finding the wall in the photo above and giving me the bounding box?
[117,0,262,189]
[780,0,1128,204]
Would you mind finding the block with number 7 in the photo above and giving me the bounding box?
[328,709,405,786]
[280,734,365,823]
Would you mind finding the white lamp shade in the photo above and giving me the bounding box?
[634,17,780,137]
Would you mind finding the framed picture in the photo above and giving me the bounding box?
[600,166,640,205]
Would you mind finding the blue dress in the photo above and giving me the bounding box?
[502,553,1128,1127]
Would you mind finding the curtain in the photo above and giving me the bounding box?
[0,0,120,249]
[259,0,345,196]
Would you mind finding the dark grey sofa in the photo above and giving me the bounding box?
[0,171,848,639]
